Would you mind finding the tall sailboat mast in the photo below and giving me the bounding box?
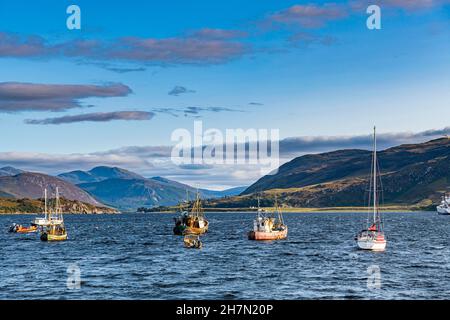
[44,188,48,220]
[372,126,377,223]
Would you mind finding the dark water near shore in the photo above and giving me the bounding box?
[1,211,450,300]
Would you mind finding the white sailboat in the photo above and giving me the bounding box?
[437,194,450,215]
[356,127,387,251]
[33,188,64,226]
[33,188,51,226]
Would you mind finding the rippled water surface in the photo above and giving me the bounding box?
[1,211,450,299]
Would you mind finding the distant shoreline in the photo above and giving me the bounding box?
[138,205,432,213]
[0,212,119,215]
[0,205,434,215]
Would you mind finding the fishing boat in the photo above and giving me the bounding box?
[183,234,202,249]
[356,127,387,252]
[183,192,209,235]
[40,187,68,242]
[248,197,288,241]
[437,194,450,215]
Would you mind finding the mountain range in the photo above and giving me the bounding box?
[1,137,448,212]
[206,137,450,209]
[0,166,246,211]
[0,166,24,177]
[59,167,246,210]
[0,172,101,205]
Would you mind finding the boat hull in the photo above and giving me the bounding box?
[357,239,386,251]
[173,225,186,235]
[16,226,38,234]
[40,233,68,242]
[248,227,288,241]
[184,225,208,235]
[437,206,450,215]
[184,220,209,235]
[356,233,386,251]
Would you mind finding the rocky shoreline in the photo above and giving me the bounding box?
[0,197,119,214]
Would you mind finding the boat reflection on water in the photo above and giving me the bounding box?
[183,234,202,249]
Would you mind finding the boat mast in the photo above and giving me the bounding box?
[372,126,377,224]
[257,196,261,219]
[44,188,48,220]
[275,196,283,224]
[55,187,62,221]
[192,191,202,218]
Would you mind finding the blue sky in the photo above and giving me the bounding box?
[0,0,449,188]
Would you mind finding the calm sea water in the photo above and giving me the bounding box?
[1,211,449,300]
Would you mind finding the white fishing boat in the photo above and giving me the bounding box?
[356,127,387,252]
[437,194,450,215]
[248,197,287,241]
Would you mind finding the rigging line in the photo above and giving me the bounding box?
[376,157,385,230]
[367,149,374,228]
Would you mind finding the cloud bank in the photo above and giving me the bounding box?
[0,82,132,112]
[266,3,349,29]
[1,127,448,189]
[1,2,447,67]
[0,30,249,65]
[25,111,154,125]
[152,106,243,118]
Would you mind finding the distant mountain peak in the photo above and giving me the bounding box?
[0,166,24,177]
[239,137,450,207]
[88,166,145,180]
[0,171,102,206]
[59,166,145,185]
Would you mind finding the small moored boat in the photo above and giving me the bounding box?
[16,225,38,234]
[9,223,38,234]
[248,197,288,241]
[183,234,202,249]
[180,192,209,235]
[437,194,450,215]
[356,127,386,252]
